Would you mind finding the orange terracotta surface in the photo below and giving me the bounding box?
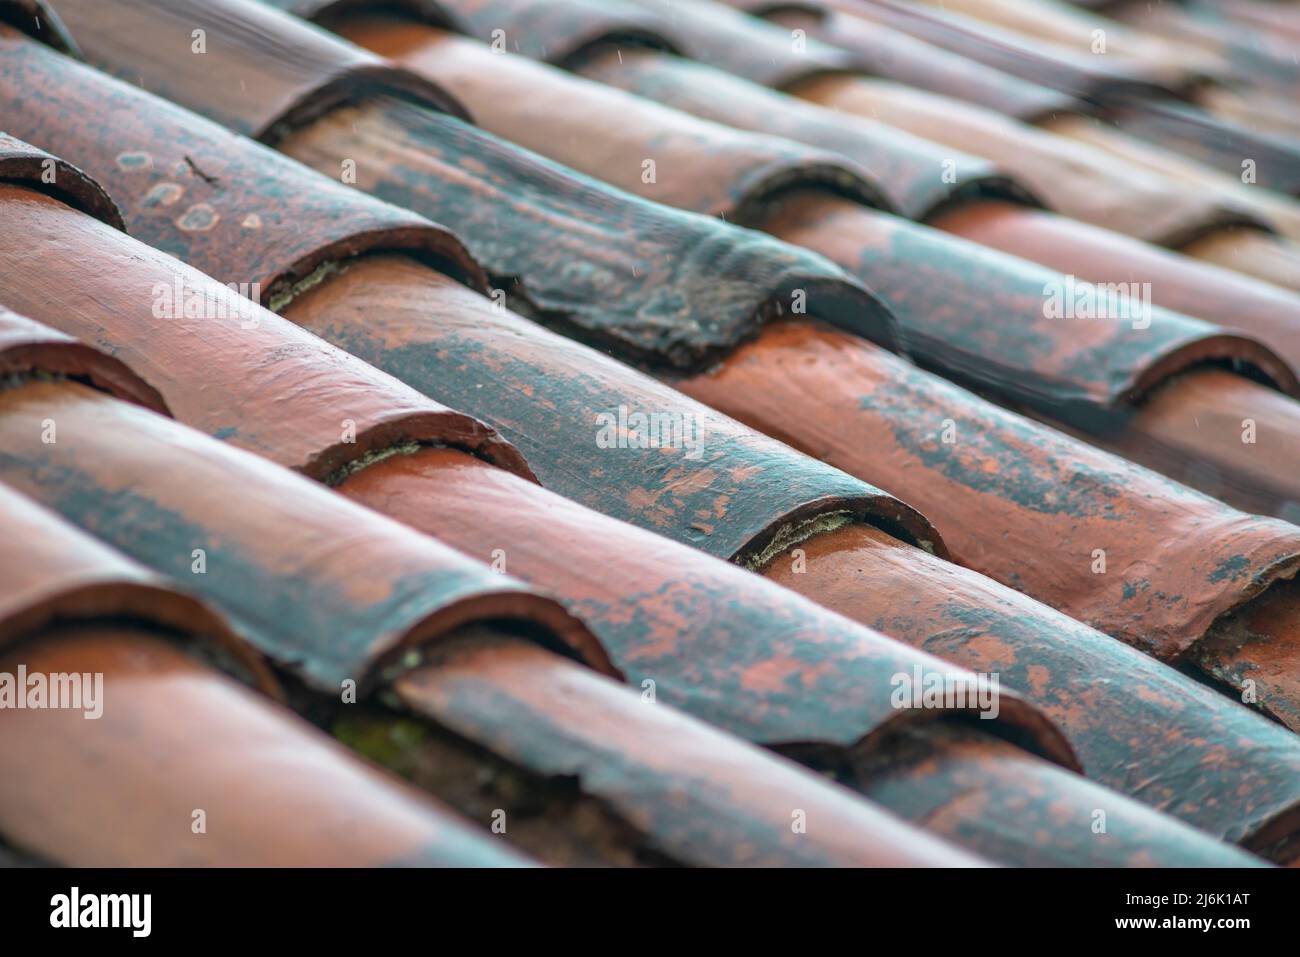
[0,379,609,689]
[755,517,1300,854]
[932,200,1300,371]
[1042,112,1300,247]
[3,18,901,379]
[1193,569,1300,738]
[850,721,1262,867]
[335,442,1068,761]
[278,253,937,563]
[755,191,1295,409]
[721,0,1079,121]
[790,71,1260,247]
[0,183,529,482]
[0,130,123,229]
[1080,369,1300,527]
[396,636,987,867]
[337,21,890,218]
[0,189,1091,860]
[1199,84,1300,141]
[1181,228,1300,295]
[0,305,168,416]
[902,0,1222,85]
[336,438,1300,857]
[374,502,1262,865]
[42,0,469,141]
[679,319,1300,667]
[0,625,530,866]
[829,0,1198,98]
[4,0,1299,870]
[0,478,274,690]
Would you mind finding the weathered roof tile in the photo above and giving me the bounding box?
[4,0,1300,869]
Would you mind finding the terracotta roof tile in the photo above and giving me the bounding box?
[22,0,1300,717]
[830,0,1197,100]
[929,200,1300,374]
[1120,0,1300,92]
[0,123,1107,863]
[758,519,1300,856]
[0,625,538,866]
[188,0,1300,663]
[0,129,122,228]
[0,25,936,566]
[41,1,1300,524]
[228,0,1300,661]
[349,442,1300,859]
[42,0,901,374]
[0,42,488,300]
[716,0,1081,121]
[390,634,991,867]
[790,73,1269,244]
[0,182,523,483]
[0,376,609,689]
[0,166,1113,864]
[0,304,167,414]
[0,479,532,865]
[0,477,269,688]
[71,0,470,136]
[315,4,1300,401]
[385,25,1033,220]
[5,0,1300,868]
[754,192,1295,411]
[882,0,1226,87]
[345,26,905,216]
[330,15,1300,375]
[1109,98,1300,197]
[0,307,1010,866]
[670,319,1300,717]
[833,0,1300,194]
[396,634,1260,867]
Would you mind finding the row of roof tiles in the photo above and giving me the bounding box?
[0,156,1282,867]
[1,0,1299,866]
[36,0,1300,705]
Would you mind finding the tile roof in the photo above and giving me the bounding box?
[108,0,1300,674]
[0,297,1008,869]
[2,0,1300,868]
[0,480,531,866]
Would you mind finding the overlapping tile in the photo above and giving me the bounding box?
[0,126,1113,865]
[0,304,1012,867]
[388,0,1264,251]
[626,0,1300,296]
[0,16,929,564]
[30,0,901,374]
[5,116,1174,865]
[353,21,1030,222]
[0,451,532,866]
[711,0,1080,121]
[9,65,1289,864]
[4,0,1300,869]
[23,0,1300,729]
[840,0,1300,194]
[321,0,1300,512]
[834,0,1208,101]
[474,17,1300,359]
